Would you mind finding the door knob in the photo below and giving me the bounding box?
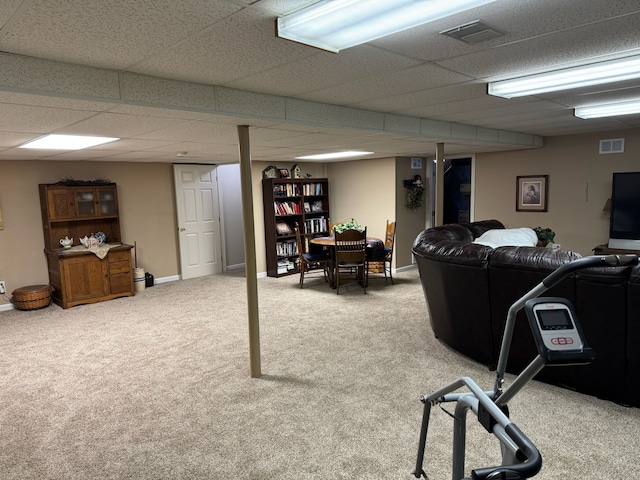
[179,227,186,232]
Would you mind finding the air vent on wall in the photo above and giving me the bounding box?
[599,138,625,154]
[440,20,506,44]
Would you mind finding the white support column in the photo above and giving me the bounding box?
[237,125,261,378]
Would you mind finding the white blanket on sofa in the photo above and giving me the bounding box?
[472,227,538,249]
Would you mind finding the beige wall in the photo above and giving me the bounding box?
[475,128,640,255]
[328,156,396,240]
[395,157,428,267]
[218,164,244,268]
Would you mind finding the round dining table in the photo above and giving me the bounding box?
[309,236,384,288]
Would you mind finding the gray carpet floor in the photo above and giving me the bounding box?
[0,269,638,479]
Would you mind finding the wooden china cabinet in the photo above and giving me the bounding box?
[39,182,135,308]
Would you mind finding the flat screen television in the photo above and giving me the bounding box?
[608,171,640,250]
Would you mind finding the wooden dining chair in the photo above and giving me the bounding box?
[381,220,396,284]
[366,220,396,284]
[333,227,368,294]
[295,223,330,288]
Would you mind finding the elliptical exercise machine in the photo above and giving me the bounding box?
[413,254,639,480]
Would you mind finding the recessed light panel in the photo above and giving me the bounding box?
[19,134,119,150]
[296,151,374,160]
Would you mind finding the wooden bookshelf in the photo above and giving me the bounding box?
[262,178,330,277]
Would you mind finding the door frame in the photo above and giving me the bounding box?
[173,164,224,279]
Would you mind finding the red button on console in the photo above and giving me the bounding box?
[551,337,573,345]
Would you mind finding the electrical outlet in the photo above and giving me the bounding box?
[0,281,5,294]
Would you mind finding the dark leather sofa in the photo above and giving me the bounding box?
[412,220,639,407]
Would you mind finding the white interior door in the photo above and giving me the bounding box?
[174,164,223,279]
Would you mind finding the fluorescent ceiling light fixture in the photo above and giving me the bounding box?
[489,55,640,99]
[277,0,498,53]
[296,151,374,160]
[19,134,119,150]
[575,100,640,119]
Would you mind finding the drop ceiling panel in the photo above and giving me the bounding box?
[0,91,116,111]
[550,84,640,107]
[0,131,47,148]
[0,0,243,70]
[353,83,488,112]
[437,13,640,81]
[129,7,314,86]
[475,110,627,137]
[137,120,240,144]
[298,64,473,106]
[372,0,640,63]
[0,103,97,133]
[87,138,182,152]
[226,45,422,97]
[61,113,190,138]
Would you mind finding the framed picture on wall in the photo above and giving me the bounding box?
[516,175,548,212]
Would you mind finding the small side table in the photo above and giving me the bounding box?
[593,244,640,255]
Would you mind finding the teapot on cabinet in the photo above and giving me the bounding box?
[80,235,103,249]
[59,236,73,248]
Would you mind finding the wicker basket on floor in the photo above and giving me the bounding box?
[11,284,53,310]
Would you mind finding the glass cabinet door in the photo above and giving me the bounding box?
[98,188,117,215]
[75,189,96,216]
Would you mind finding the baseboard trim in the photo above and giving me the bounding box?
[395,264,417,273]
[0,302,14,312]
[154,275,180,284]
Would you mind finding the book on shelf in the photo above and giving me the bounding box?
[304,216,327,234]
[274,183,299,197]
[275,239,297,257]
[274,201,300,215]
[302,182,324,196]
[276,258,298,274]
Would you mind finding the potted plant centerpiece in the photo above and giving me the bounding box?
[333,219,364,234]
[534,226,556,247]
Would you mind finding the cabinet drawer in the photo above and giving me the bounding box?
[109,271,133,295]
[109,260,131,274]
[109,251,131,263]
[109,250,131,275]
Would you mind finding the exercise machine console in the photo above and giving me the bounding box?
[413,254,638,480]
[525,297,593,365]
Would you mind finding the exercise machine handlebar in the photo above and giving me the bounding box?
[471,423,541,480]
[543,254,638,289]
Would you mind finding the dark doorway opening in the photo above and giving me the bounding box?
[442,158,472,225]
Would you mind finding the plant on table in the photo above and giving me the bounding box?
[333,219,364,233]
[533,226,555,246]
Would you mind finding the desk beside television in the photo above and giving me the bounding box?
[593,244,640,255]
